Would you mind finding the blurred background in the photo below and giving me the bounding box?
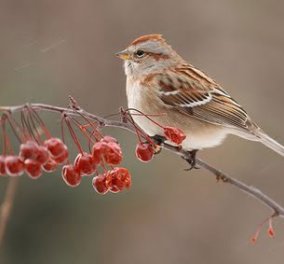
[0,0,284,263]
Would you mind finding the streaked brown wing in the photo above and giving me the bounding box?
[157,66,252,130]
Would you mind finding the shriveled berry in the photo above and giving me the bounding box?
[5,156,24,176]
[110,167,131,190]
[19,141,39,160]
[92,141,122,165]
[92,175,109,194]
[62,164,81,187]
[44,138,67,158]
[24,159,42,179]
[268,219,275,238]
[108,171,124,192]
[106,167,132,193]
[135,143,154,163]
[53,147,68,164]
[74,152,96,176]
[164,126,186,145]
[0,155,6,176]
[42,159,57,172]
[268,226,275,238]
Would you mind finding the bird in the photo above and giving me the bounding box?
[116,34,284,163]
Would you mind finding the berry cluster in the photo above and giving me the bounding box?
[0,138,68,179]
[93,167,131,194]
[0,104,185,196]
[62,136,131,195]
[0,132,131,195]
[134,126,186,163]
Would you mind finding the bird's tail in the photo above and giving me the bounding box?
[255,129,284,157]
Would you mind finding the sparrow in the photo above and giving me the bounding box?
[116,34,284,160]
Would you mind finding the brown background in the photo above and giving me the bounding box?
[1,0,284,263]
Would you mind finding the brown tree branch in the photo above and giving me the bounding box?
[1,102,284,221]
[0,177,19,248]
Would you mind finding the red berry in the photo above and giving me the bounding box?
[135,143,154,163]
[5,156,24,176]
[52,147,68,164]
[108,167,132,192]
[92,175,109,194]
[42,159,58,172]
[113,167,131,189]
[0,155,6,176]
[92,145,101,164]
[35,146,49,164]
[44,138,67,158]
[92,142,106,163]
[74,152,97,176]
[24,159,42,179]
[62,164,81,187]
[121,170,131,189]
[19,141,39,160]
[108,172,124,192]
[92,141,122,165]
[19,141,50,165]
[164,126,186,145]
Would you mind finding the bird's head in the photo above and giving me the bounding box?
[116,34,182,78]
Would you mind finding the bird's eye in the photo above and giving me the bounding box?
[135,50,145,58]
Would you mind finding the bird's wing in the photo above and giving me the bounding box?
[155,65,255,131]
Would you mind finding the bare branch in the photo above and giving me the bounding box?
[1,102,284,220]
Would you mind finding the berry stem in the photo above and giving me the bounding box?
[127,113,156,147]
[70,117,97,144]
[3,113,24,144]
[28,106,52,139]
[25,110,42,143]
[76,109,104,141]
[64,115,84,154]
[125,108,166,129]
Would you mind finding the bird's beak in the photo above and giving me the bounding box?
[115,49,131,60]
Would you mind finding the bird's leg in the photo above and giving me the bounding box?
[183,149,199,170]
[152,134,166,145]
[151,134,167,154]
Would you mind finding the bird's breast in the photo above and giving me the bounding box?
[126,79,164,136]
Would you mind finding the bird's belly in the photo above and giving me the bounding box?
[181,129,227,150]
[129,103,228,150]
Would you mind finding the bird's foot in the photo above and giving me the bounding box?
[183,150,200,170]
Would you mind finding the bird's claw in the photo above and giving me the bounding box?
[183,150,199,170]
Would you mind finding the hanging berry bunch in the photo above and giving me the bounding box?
[0,104,131,195]
[0,101,187,196]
